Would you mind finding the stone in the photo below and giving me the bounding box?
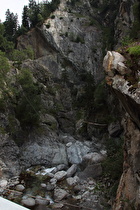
[46,183,55,191]
[0,179,8,188]
[35,195,49,205]
[103,51,125,72]
[54,170,67,181]
[67,164,77,177]
[117,62,127,75]
[56,164,67,172]
[66,176,80,186]
[50,178,57,185]
[66,142,73,147]
[78,164,102,180]
[108,121,123,137]
[72,195,82,200]
[82,152,106,165]
[22,197,36,207]
[54,188,68,201]
[15,184,25,192]
[67,141,91,164]
[51,203,64,208]
[20,136,68,168]
[40,183,47,188]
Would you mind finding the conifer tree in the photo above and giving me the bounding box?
[4,9,18,42]
[22,6,29,29]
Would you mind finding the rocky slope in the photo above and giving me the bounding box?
[0,0,140,209]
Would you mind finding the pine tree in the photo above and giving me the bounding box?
[4,9,18,42]
[22,6,29,29]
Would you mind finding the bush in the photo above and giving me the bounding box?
[102,137,123,197]
[127,45,140,56]
[9,46,34,62]
[15,68,41,128]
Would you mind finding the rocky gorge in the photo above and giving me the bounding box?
[0,0,140,209]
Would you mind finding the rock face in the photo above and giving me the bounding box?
[0,0,140,209]
[104,50,140,209]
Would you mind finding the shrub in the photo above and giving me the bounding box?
[102,137,123,197]
[51,15,55,19]
[127,45,140,56]
[46,24,50,29]
[9,46,34,62]
[15,68,41,128]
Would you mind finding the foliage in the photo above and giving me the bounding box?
[15,68,42,128]
[102,137,123,197]
[22,6,30,30]
[0,51,10,110]
[4,9,18,42]
[0,23,14,53]
[9,46,34,62]
[130,2,140,39]
[127,45,140,56]
[94,81,106,109]
[75,72,95,114]
[121,36,133,47]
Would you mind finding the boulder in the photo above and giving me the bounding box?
[108,121,123,137]
[67,164,77,177]
[0,179,8,188]
[20,135,68,168]
[82,152,106,166]
[22,197,36,207]
[15,184,25,192]
[54,188,68,201]
[54,170,67,181]
[35,195,49,205]
[78,164,102,180]
[67,141,91,164]
[66,176,80,186]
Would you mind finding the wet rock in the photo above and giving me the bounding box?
[54,188,68,201]
[15,184,25,192]
[67,164,77,177]
[22,197,36,207]
[54,170,67,181]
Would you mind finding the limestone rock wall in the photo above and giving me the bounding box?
[103,50,140,209]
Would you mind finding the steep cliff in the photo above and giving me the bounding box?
[0,0,140,209]
[103,47,140,209]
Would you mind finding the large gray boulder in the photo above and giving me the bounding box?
[20,134,68,168]
[66,141,92,164]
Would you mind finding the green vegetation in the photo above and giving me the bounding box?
[0,23,14,54]
[127,45,140,56]
[130,2,140,39]
[15,68,42,128]
[102,137,123,197]
[9,46,34,63]
[0,51,10,110]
